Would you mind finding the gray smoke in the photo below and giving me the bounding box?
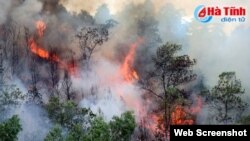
[0,1,11,25]
[15,104,52,141]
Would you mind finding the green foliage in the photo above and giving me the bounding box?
[46,97,95,128]
[46,97,61,120]
[83,111,135,141]
[0,86,24,141]
[65,124,85,141]
[0,115,22,141]
[206,72,248,124]
[0,86,25,114]
[57,101,78,128]
[84,117,110,141]
[44,125,63,141]
[153,43,196,87]
[165,87,186,106]
[238,115,250,124]
[45,110,136,141]
[110,111,136,141]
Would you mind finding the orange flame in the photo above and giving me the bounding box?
[67,60,78,76]
[28,20,78,76]
[36,20,46,37]
[171,106,194,125]
[171,96,202,125]
[120,38,143,82]
[144,96,202,136]
[28,37,49,59]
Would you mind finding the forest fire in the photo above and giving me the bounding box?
[28,20,78,75]
[171,106,194,125]
[1,1,249,141]
[120,38,143,82]
[28,37,49,59]
[119,38,202,136]
[172,96,202,125]
[145,96,202,136]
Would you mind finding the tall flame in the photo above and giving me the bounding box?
[120,38,143,82]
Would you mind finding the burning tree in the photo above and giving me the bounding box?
[140,43,196,140]
[205,72,248,124]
